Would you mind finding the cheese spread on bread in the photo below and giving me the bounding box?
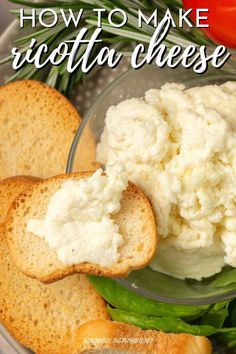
[27,163,128,267]
[97,82,236,279]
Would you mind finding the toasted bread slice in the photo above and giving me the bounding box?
[0,226,109,354]
[76,320,212,354]
[6,172,157,283]
[0,80,97,178]
[0,176,40,223]
[0,177,108,354]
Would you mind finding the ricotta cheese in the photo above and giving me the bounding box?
[27,163,128,267]
[97,82,236,279]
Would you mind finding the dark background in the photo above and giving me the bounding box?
[0,1,19,34]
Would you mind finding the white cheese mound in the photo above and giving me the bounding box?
[97,82,236,279]
[27,163,128,267]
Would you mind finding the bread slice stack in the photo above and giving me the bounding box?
[0,80,97,178]
[6,172,157,283]
[0,176,108,354]
[0,176,212,354]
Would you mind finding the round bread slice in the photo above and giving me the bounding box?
[0,80,97,178]
[6,172,157,283]
[0,177,108,354]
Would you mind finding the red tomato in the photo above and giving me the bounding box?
[183,0,236,48]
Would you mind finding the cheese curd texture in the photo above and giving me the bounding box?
[97,82,236,280]
[27,163,128,267]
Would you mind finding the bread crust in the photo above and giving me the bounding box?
[75,320,212,354]
[6,172,157,283]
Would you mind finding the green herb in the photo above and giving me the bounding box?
[1,0,210,95]
[211,267,236,288]
[88,275,209,319]
[230,302,236,327]
[89,276,236,347]
[200,301,230,328]
[217,331,236,349]
[108,306,236,337]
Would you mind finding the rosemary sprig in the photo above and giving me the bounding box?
[1,0,210,95]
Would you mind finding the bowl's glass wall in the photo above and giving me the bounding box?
[67,60,236,304]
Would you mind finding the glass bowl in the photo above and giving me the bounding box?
[67,59,236,305]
